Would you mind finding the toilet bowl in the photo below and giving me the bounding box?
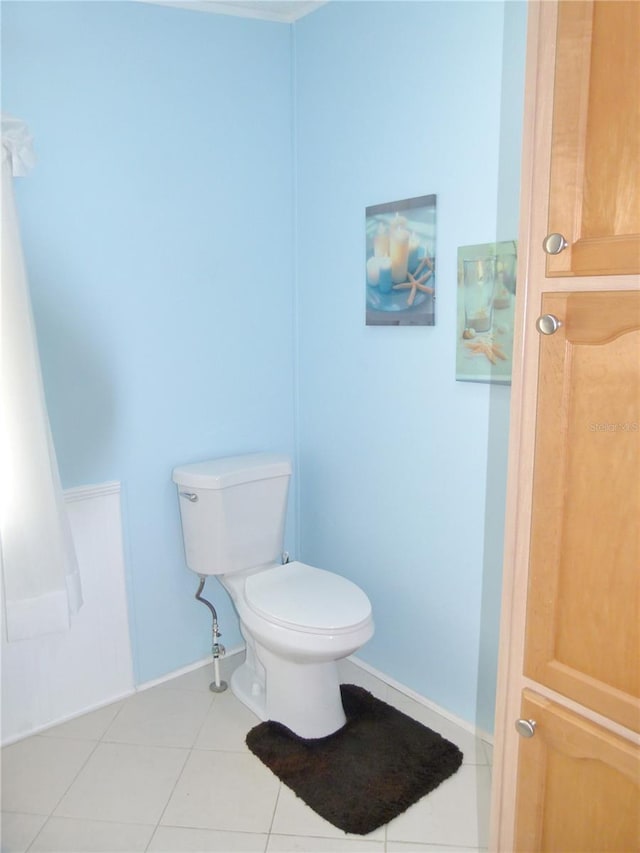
[222,561,373,737]
[172,453,374,738]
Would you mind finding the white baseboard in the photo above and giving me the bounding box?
[135,644,246,692]
[0,688,137,747]
[3,642,492,747]
[2,647,247,746]
[349,655,493,745]
[137,644,493,745]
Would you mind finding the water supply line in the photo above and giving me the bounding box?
[195,577,228,693]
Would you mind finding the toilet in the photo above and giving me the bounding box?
[172,453,374,739]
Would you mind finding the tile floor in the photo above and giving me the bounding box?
[1,655,492,853]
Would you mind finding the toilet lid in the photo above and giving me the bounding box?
[244,561,372,633]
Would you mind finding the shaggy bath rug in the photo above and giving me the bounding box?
[245,683,464,835]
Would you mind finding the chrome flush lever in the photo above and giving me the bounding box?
[179,491,198,502]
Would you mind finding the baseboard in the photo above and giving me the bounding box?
[348,654,494,745]
[139,645,493,744]
[135,644,246,692]
[1,688,136,747]
[2,647,246,746]
[3,645,492,747]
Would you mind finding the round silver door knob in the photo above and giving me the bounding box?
[515,719,537,738]
[543,232,568,255]
[536,314,563,335]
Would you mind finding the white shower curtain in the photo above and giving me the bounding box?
[1,115,82,641]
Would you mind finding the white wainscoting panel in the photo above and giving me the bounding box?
[1,482,134,745]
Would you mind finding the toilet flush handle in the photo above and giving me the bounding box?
[179,491,199,502]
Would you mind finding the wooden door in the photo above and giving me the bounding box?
[491,2,640,850]
[546,0,640,277]
[514,691,640,852]
[524,290,640,733]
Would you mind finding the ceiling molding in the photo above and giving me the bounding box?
[137,1,326,23]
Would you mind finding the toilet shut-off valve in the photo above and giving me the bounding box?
[210,621,226,694]
[195,576,228,693]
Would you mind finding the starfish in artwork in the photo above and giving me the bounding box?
[464,334,508,364]
[392,269,434,306]
[411,253,435,279]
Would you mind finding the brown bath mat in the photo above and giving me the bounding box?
[245,683,464,835]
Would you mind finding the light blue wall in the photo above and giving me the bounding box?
[2,0,526,728]
[476,0,527,733]
[294,1,526,729]
[1,1,296,683]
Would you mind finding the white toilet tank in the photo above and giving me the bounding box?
[172,453,292,576]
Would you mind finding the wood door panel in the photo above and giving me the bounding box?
[567,291,640,344]
[524,291,640,732]
[491,3,640,849]
[547,1,640,277]
[515,691,640,852]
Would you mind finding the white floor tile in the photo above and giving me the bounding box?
[1,659,492,853]
[267,834,384,852]
[0,736,95,815]
[53,742,188,825]
[40,701,125,741]
[195,689,261,752]
[386,765,491,849]
[161,749,280,833]
[103,685,213,748]
[148,825,269,852]
[28,816,154,852]
[270,784,385,842]
[0,811,47,853]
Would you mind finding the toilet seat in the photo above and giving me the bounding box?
[244,561,371,635]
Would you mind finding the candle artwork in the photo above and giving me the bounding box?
[378,257,392,293]
[374,225,389,258]
[408,232,420,273]
[389,226,410,283]
[366,256,381,286]
[368,256,394,293]
[365,194,437,327]
[390,213,408,232]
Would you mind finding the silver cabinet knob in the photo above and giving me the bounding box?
[179,491,199,502]
[543,232,568,255]
[515,718,537,738]
[536,314,563,335]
